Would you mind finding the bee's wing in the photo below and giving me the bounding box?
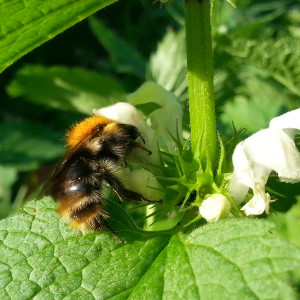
[37,127,100,200]
[36,146,77,200]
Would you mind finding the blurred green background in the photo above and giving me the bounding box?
[1,0,300,221]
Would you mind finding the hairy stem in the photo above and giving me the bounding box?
[185,0,217,166]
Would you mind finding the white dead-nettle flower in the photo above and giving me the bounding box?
[93,102,160,165]
[127,81,183,151]
[228,108,300,216]
[199,194,231,223]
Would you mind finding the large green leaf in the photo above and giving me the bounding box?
[223,36,300,97]
[7,65,125,114]
[0,197,299,299]
[0,0,118,73]
[269,200,300,294]
[89,16,146,79]
[270,201,300,249]
[0,120,64,171]
[148,30,188,102]
[220,77,285,134]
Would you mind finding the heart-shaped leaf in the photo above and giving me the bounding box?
[0,197,299,299]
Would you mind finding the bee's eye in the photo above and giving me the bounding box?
[96,124,106,132]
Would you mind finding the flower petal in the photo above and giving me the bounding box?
[231,127,300,186]
[127,81,183,150]
[229,139,271,191]
[243,128,300,182]
[229,108,300,215]
[241,183,270,216]
[227,171,249,205]
[269,108,300,130]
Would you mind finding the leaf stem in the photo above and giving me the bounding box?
[185,0,217,167]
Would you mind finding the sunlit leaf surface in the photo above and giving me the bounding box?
[0,0,118,72]
[0,198,299,299]
[7,65,125,114]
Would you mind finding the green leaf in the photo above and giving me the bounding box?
[225,0,237,8]
[7,65,125,114]
[0,120,64,171]
[231,9,283,39]
[1,197,299,299]
[89,16,146,78]
[269,201,300,293]
[0,0,118,73]
[147,30,188,102]
[165,0,184,26]
[0,166,18,219]
[223,36,300,97]
[220,77,284,134]
[269,201,300,249]
[0,197,169,299]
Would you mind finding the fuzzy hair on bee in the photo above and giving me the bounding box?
[40,115,154,241]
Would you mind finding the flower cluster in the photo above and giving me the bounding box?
[93,81,182,202]
[228,108,300,216]
[201,109,300,222]
[93,81,300,225]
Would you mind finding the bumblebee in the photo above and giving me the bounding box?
[41,116,154,240]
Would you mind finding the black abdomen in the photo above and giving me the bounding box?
[43,122,146,234]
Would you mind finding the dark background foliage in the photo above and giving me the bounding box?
[0,0,300,230]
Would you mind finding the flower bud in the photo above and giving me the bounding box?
[199,194,231,223]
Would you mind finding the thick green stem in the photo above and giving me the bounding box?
[185,0,217,166]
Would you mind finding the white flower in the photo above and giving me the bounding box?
[93,102,160,165]
[199,194,231,222]
[241,183,270,215]
[127,81,183,151]
[228,108,300,216]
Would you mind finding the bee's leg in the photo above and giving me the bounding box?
[111,186,123,202]
[122,189,162,204]
[103,174,124,202]
[94,219,122,243]
[104,173,161,204]
[104,221,123,243]
[130,141,152,155]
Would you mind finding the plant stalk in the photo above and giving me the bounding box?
[185,0,217,166]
